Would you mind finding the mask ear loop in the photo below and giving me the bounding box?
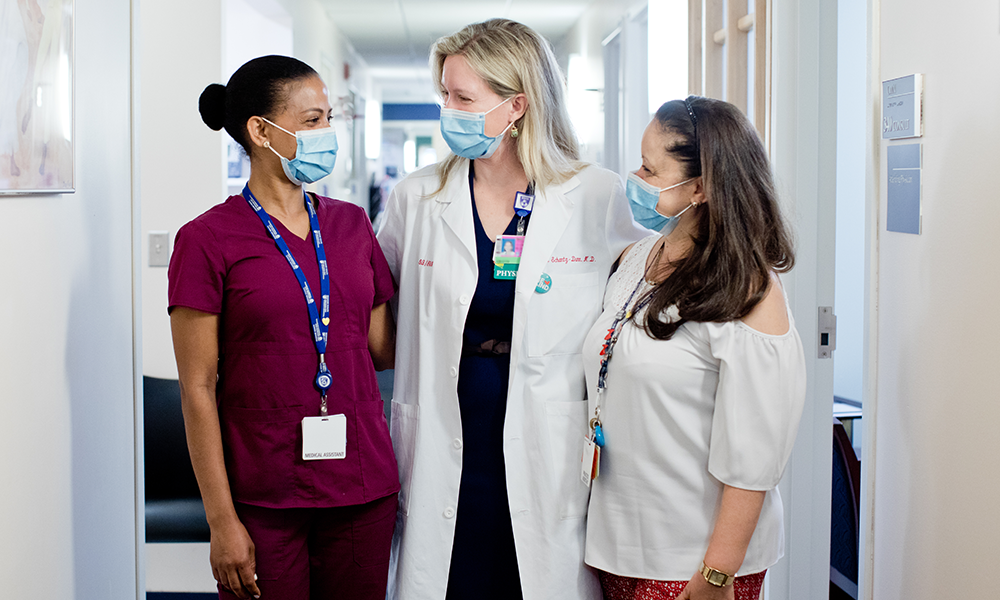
[484,96,513,115]
[485,97,516,139]
[655,198,698,220]
[265,142,291,161]
[261,117,296,138]
[260,118,297,161]
[652,178,701,219]
[656,176,697,194]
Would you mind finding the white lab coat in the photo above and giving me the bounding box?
[377,160,647,600]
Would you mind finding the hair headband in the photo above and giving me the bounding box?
[684,97,698,133]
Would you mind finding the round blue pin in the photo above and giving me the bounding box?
[316,372,332,390]
[315,364,332,391]
[535,273,552,294]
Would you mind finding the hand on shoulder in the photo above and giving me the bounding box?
[741,272,790,336]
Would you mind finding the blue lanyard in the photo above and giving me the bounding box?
[243,185,333,414]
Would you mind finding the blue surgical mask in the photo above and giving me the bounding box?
[263,118,339,185]
[626,172,697,235]
[439,97,513,160]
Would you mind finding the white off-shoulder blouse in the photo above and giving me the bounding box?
[582,234,807,580]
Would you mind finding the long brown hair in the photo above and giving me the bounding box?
[641,96,795,340]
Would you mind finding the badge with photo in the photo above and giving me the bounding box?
[493,235,524,265]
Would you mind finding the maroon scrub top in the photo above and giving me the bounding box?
[168,193,399,509]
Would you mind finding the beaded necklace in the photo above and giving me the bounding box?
[590,241,665,446]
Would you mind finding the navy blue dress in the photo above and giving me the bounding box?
[445,167,524,600]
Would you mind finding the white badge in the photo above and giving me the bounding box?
[580,436,600,486]
[302,414,347,460]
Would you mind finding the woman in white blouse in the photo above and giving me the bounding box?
[582,96,806,600]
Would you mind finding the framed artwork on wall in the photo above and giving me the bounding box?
[0,0,74,195]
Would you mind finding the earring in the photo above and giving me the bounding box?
[510,124,519,138]
[263,141,271,148]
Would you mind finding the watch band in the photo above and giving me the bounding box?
[700,561,736,587]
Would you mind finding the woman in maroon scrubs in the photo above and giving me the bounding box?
[168,55,398,600]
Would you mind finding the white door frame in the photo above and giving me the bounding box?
[766,0,838,598]
[858,0,880,597]
[768,1,883,598]
[131,0,148,596]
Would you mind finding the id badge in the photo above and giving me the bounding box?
[302,414,347,460]
[580,436,600,486]
[493,235,524,280]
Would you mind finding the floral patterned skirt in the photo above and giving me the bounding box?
[599,569,767,600]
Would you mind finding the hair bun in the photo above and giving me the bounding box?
[199,83,227,131]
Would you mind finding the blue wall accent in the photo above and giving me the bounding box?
[383,103,441,121]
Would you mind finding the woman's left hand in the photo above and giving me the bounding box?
[676,573,735,600]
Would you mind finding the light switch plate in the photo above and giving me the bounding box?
[149,231,171,267]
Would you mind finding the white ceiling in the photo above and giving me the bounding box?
[318,0,595,70]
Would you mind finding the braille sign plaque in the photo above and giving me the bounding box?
[882,74,923,140]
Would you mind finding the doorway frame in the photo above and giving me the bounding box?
[765,0,838,597]
[131,0,148,598]
[767,0,881,598]
[858,0,880,597]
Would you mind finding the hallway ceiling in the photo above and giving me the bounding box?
[318,0,594,70]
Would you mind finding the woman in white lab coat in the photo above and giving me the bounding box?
[377,18,646,600]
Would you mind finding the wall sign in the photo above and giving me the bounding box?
[886,143,921,235]
[882,74,923,139]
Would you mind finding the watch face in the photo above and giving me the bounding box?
[701,564,733,587]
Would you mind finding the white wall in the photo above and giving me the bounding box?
[282,0,368,206]
[0,0,139,597]
[869,0,1000,597]
[226,0,294,77]
[555,0,646,168]
[140,0,225,380]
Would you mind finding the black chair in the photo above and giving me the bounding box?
[830,419,861,599]
[144,376,210,543]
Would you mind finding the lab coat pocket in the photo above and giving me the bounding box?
[542,400,591,519]
[390,400,419,515]
[527,271,601,357]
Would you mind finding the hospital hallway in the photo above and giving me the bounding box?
[1,0,998,599]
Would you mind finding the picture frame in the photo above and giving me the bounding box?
[0,0,75,195]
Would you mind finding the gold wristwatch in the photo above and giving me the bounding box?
[700,561,736,587]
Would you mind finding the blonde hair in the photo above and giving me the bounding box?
[430,19,582,194]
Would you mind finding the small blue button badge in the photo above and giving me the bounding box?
[535,273,552,294]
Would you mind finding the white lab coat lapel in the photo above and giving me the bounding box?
[514,175,581,299]
[437,160,477,265]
